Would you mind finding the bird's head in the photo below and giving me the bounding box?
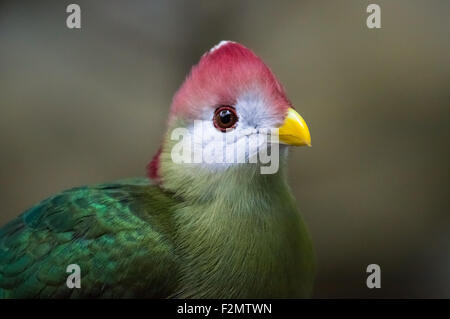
[148,41,310,193]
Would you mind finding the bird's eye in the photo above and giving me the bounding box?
[213,106,238,132]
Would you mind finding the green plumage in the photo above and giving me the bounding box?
[0,178,180,298]
[0,156,315,298]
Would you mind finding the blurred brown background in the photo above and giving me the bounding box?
[0,0,449,298]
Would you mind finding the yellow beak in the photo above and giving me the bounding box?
[278,107,311,146]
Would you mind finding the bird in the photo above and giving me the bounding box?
[0,41,314,298]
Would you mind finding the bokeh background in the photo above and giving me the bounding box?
[0,0,449,298]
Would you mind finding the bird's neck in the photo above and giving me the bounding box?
[158,147,312,298]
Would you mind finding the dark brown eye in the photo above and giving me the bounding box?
[213,106,238,132]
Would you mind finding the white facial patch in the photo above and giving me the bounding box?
[169,89,282,175]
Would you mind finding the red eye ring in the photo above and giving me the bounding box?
[213,106,238,132]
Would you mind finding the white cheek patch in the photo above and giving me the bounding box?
[235,90,281,129]
[169,90,282,174]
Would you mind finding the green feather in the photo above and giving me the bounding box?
[158,128,315,298]
[0,178,180,298]
[0,126,315,298]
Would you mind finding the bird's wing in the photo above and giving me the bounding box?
[0,178,180,298]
